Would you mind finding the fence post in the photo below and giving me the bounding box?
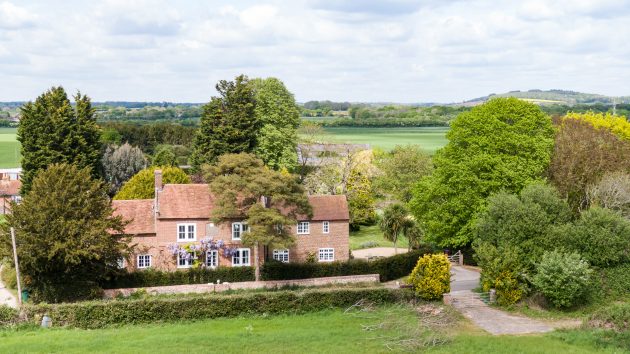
[489,289,496,304]
[458,251,464,266]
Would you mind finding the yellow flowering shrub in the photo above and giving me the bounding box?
[494,270,523,306]
[408,253,451,300]
[565,112,630,141]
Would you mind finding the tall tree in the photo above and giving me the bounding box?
[101,143,147,195]
[203,153,312,281]
[410,98,555,247]
[190,75,259,169]
[114,166,190,200]
[18,87,101,194]
[0,164,129,303]
[251,77,301,171]
[380,203,414,254]
[374,145,432,202]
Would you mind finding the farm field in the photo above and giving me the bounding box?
[0,306,622,353]
[0,128,19,168]
[320,127,449,152]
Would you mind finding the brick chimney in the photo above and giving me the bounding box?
[154,169,163,219]
[154,169,163,191]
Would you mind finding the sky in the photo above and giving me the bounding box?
[0,0,629,103]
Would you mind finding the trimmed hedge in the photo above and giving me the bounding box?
[102,248,432,289]
[261,248,433,282]
[24,287,414,329]
[102,266,255,289]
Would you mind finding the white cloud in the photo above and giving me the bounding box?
[0,2,36,29]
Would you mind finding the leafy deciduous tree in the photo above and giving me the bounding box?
[410,98,555,247]
[101,143,147,195]
[152,145,177,167]
[18,87,101,194]
[114,166,190,200]
[374,145,432,202]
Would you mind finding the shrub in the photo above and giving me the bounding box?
[23,287,413,329]
[0,305,18,326]
[532,250,593,308]
[261,248,433,283]
[595,264,630,299]
[102,266,255,289]
[359,241,379,249]
[0,265,17,289]
[494,270,523,306]
[407,254,450,300]
[589,303,630,331]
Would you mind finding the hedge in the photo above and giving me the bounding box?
[261,248,433,282]
[102,266,255,289]
[590,303,630,331]
[23,287,414,329]
[102,248,432,289]
[0,305,18,326]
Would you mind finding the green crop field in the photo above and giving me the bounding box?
[0,128,20,168]
[320,127,449,152]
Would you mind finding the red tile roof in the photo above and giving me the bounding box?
[112,199,155,235]
[307,195,349,221]
[158,184,215,219]
[0,180,20,196]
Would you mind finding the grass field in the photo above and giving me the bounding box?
[0,306,624,353]
[350,225,408,250]
[320,127,449,152]
[0,128,19,168]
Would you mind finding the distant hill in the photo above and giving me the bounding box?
[462,90,630,106]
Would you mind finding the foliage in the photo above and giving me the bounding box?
[587,171,630,219]
[0,305,18,326]
[532,250,593,308]
[102,266,255,289]
[589,303,630,332]
[595,263,630,299]
[252,77,301,171]
[0,164,129,303]
[408,254,450,300]
[101,143,147,195]
[18,87,101,194]
[374,145,432,202]
[323,105,467,127]
[0,265,17,289]
[99,122,196,154]
[565,111,630,141]
[23,288,412,329]
[474,242,527,305]
[549,207,630,268]
[548,117,630,211]
[204,153,312,281]
[347,168,377,228]
[152,145,177,166]
[474,183,572,271]
[191,75,259,169]
[261,248,433,282]
[410,98,554,247]
[114,166,190,200]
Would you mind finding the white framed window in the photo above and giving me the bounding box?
[232,248,251,266]
[272,249,290,263]
[206,250,218,268]
[323,221,330,234]
[297,221,310,234]
[318,248,334,262]
[232,222,249,240]
[137,254,152,269]
[12,195,21,204]
[177,223,196,242]
[177,252,196,268]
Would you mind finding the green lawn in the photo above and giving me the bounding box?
[350,225,409,250]
[0,306,623,353]
[320,127,449,152]
[0,128,20,168]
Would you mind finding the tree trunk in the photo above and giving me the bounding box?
[254,241,260,282]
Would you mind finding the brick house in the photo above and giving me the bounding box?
[112,170,350,271]
[0,169,21,214]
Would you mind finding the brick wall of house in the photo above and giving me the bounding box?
[127,218,349,271]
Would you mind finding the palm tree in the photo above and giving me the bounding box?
[379,203,409,254]
[402,219,423,252]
